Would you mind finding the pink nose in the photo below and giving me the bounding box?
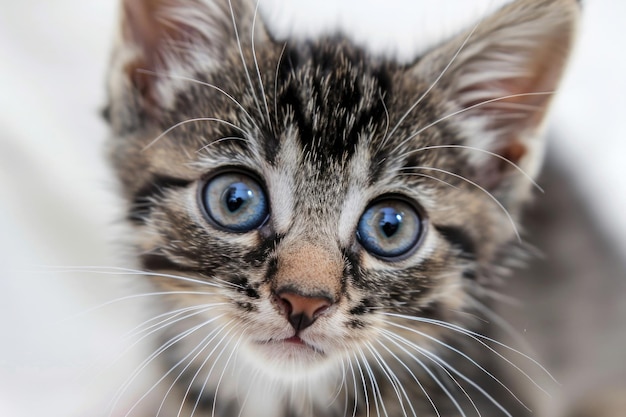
[275,291,332,332]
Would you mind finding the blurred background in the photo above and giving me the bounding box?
[0,0,624,416]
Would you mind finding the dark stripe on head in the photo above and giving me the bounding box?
[276,41,393,169]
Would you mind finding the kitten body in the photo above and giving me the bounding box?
[105,1,579,415]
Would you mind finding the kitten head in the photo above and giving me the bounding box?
[106,0,578,376]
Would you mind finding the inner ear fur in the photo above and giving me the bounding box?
[116,0,269,109]
[414,0,579,187]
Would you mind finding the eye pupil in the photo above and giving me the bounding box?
[225,184,252,213]
[379,210,401,238]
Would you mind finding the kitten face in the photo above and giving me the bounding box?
[106,0,578,412]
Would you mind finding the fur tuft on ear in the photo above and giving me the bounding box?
[415,0,579,191]
[109,0,268,115]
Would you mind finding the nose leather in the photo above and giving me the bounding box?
[276,291,332,332]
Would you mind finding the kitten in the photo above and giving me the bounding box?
[104,0,579,416]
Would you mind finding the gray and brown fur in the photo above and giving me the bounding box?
[105,0,579,416]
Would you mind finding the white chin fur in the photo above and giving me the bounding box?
[239,339,338,379]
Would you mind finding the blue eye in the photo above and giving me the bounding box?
[357,199,423,258]
[201,172,269,232]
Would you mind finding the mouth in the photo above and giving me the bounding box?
[254,335,325,356]
[283,336,307,346]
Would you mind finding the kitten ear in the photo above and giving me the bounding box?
[414,0,579,189]
[112,0,268,112]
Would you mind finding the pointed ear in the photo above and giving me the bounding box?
[414,0,579,189]
[111,0,268,113]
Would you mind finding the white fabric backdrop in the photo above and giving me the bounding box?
[1,1,624,416]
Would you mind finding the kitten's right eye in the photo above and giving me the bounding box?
[200,171,269,232]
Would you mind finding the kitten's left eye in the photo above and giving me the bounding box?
[357,198,423,259]
[200,171,269,232]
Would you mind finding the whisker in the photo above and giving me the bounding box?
[365,342,416,417]
[227,0,264,122]
[382,312,557,390]
[378,331,466,417]
[397,144,544,193]
[65,290,219,323]
[251,0,272,129]
[391,91,554,155]
[375,91,391,153]
[381,319,529,411]
[142,117,247,151]
[111,305,220,371]
[396,172,459,190]
[465,295,539,357]
[175,322,238,417]
[112,315,227,417]
[45,265,247,293]
[357,347,388,417]
[235,368,257,417]
[204,328,247,417]
[328,355,348,408]
[125,304,224,341]
[273,42,288,131]
[34,265,220,287]
[135,69,260,133]
[195,136,251,154]
[352,352,371,417]
[386,21,481,143]
[395,333,511,417]
[345,352,360,417]
[399,167,521,242]
[154,320,232,417]
[374,339,441,417]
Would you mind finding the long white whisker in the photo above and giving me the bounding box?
[397,144,543,193]
[176,323,238,417]
[65,290,218,324]
[386,22,481,143]
[203,328,247,417]
[135,69,260,133]
[382,319,529,411]
[374,338,441,417]
[33,266,227,289]
[154,320,233,417]
[391,91,554,154]
[365,342,416,417]
[235,364,264,417]
[352,352,371,417]
[401,337,481,417]
[375,91,391,153]
[328,355,348,408]
[378,331,466,417]
[396,172,459,189]
[357,347,388,417]
[400,167,521,242]
[228,0,264,121]
[273,42,287,129]
[382,312,556,390]
[345,353,360,417]
[196,136,251,154]
[112,315,226,417]
[398,334,510,417]
[466,296,539,358]
[143,117,247,151]
[109,306,220,377]
[251,0,272,128]
[125,304,223,341]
